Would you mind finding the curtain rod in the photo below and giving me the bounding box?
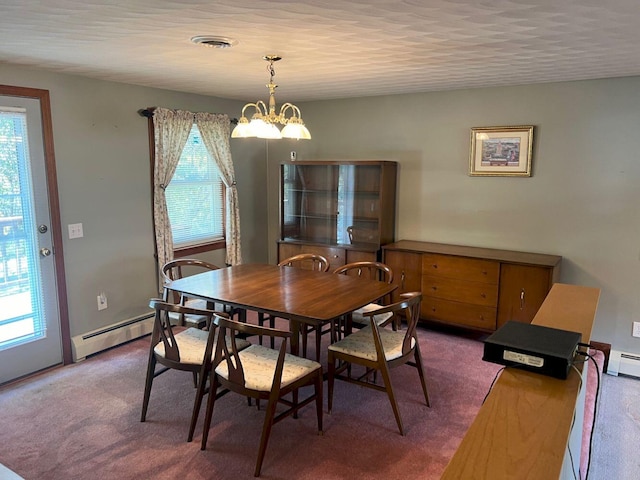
[138,108,238,124]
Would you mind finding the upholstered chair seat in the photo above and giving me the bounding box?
[153,327,249,365]
[351,303,394,327]
[326,326,415,362]
[327,292,430,436]
[215,344,321,391]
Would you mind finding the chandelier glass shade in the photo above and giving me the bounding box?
[231,55,311,140]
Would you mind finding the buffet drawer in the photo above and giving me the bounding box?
[422,253,499,284]
[422,275,498,307]
[421,297,497,331]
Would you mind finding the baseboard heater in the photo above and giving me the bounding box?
[607,350,640,378]
[71,312,154,362]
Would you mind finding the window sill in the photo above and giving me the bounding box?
[174,239,226,256]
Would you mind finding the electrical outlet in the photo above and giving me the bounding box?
[97,293,108,311]
[633,321,640,338]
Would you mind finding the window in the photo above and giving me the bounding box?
[165,125,224,250]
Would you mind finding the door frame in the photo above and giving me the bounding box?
[1,84,71,366]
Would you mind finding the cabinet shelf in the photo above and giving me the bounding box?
[279,160,397,268]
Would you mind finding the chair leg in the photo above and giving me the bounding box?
[140,353,156,422]
[268,316,275,349]
[188,366,209,442]
[314,371,324,434]
[327,351,336,413]
[201,372,220,451]
[314,325,322,362]
[257,313,265,345]
[254,394,279,477]
[301,326,309,359]
[414,345,431,407]
[378,362,404,436]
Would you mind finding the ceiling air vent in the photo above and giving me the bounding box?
[190,36,238,49]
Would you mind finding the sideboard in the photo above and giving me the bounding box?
[382,240,562,332]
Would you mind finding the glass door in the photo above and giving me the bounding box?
[0,95,62,384]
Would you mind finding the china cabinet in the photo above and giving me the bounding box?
[278,160,397,268]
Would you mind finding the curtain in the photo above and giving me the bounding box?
[152,108,193,285]
[195,112,242,265]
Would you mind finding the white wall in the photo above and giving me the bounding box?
[267,77,640,353]
[0,64,268,338]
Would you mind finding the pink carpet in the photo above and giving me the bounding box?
[0,318,599,479]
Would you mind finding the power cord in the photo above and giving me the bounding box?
[574,344,602,480]
[481,366,506,405]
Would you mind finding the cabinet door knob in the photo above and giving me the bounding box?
[432,264,438,269]
[481,293,486,298]
[431,286,437,291]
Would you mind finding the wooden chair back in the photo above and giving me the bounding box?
[365,291,422,357]
[142,299,221,442]
[202,314,324,477]
[333,261,394,283]
[278,253,330,272]
[333,261,394,309]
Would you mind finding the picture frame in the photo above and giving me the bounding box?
[469,125,534,177]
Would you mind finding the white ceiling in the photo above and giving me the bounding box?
[2,0,640,102]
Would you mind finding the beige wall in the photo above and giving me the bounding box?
[0,64,267,338]
[3,61,639,355]
[267,77,640,353]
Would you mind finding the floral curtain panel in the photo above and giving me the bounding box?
[195,112,242,266]
[152,108,193,286]
[152,108,242,288]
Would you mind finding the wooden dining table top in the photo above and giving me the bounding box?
[165,263,397,324]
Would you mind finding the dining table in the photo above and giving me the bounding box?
[164,263,397,357]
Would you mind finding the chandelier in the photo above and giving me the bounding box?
[231,55,311,140]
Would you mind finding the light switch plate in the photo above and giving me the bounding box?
[68,223,83,239]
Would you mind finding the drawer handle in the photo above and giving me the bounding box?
[431,286,437,291]
[480,293,486,298]
[482,270,488,275]
[432,264,438,269]
[432,307,436,312]
[479,315,484,320]
[401,272,405,289]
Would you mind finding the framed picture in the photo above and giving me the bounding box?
[469,126,534,177]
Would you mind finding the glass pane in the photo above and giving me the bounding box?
[166,125,224,247]
[0,109,45,350]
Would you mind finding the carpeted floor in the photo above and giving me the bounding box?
[587,372,640,480]
[0,321,616,480]
[0,324,502,480]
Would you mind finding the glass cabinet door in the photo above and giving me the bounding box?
[336,164,381,246]
[281,164,339,244]
[281,163,382,247]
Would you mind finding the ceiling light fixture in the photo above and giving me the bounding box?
[231,55,311,140]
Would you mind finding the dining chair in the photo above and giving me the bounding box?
[332,261,395,335]
[162,258,233,326]
[200,314,323,477]
[258,253,330,358]
[140,299,249,442]
[327,291,430,436]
